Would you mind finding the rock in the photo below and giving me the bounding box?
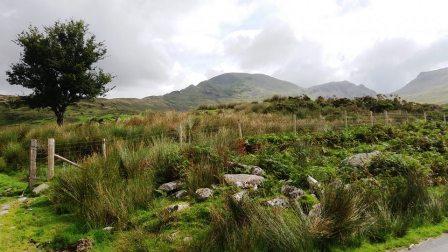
[103,226,113,232]
[262,197,289,207]
[76,238,93,252]
[408,244,415,250]
[343,151,381,168]
[183,236,193,243]
[32,183,49,195]
[173,190,188,199]
[308,203,322,219]
[281,185,304,199]
[165,202,190,213]
[231,190,247,202]
[18,196,27,203]
[223,174,265,189]
[195,188,213,201]
[251,166,265,176]
[1,204,10,211]
[307,176,320,191]
[0,210,8,216]
[158,181,183,193]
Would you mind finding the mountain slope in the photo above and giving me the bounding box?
[306,81,377,98]
[395,67,448,104]
[149,73,304,110]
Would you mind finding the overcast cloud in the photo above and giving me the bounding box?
[1,0,448,97]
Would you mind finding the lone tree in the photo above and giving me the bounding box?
[7,20,112,125]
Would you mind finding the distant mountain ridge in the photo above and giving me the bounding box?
[146,72,305,110]
[306,81,376,98]
[394,67,448,104]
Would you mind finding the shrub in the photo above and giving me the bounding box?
[52,144,155,228]
[1,142,27,171]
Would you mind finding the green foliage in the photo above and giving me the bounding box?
[6,19,112,125]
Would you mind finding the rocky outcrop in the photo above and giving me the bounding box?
[231,190,247,202]
[173,190,188,199]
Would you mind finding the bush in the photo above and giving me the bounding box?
[1,142,27,171]
[52,144,155,228]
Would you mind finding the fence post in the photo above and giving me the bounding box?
[370,111,374,126]
[179,124,184,144]
[344,111,348,128]
[423,112,427,122]
[405,111,409,124]
[384,111,389,126]
[102,138,107,159]
[29,139,37,189]
[293,114,297,134]
[47,138,55,180]
[238,120,243,139]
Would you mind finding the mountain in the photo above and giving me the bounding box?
[306,81,377,98]
[147,72,305,110]
[395,67,448,104]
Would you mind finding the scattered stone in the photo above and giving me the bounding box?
[343,151,381,168]
[18,196,28,203]
[195,188,213,201]
[231,190,247,202]
[183,236,193,243]
[223,174,265,189]
[262,197,289,208]
[165,202,190,213]
[0,210,8,216]
[307,176,320,191]
[103,226,113,232]
[281,185,304,199]
[173,190,188,199]
[76,238,93,252]
[408,244,415,250]
[158,181,183,193]
[1,204,10,211]
[32,183,49,195]
[308,203,322,219]
[251,166,265,176]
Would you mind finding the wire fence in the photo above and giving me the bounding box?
[15,110,448,187]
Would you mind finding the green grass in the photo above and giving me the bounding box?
[344,219,448,251]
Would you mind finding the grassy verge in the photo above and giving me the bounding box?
[344,219,448,251]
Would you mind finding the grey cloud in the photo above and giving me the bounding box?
[350,37,448,93]
[0,0,200,97]
[225,22,335,86]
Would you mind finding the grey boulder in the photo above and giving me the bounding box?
[158,181,183,193]
[223,174,264,189]
[32,183,49,195]
[195,188,213,201]
[262,197,289,208]
[343,151,381,168]
[281,185,304,199]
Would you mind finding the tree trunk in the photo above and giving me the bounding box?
[54,109,65,126]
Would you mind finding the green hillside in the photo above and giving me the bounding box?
[395,67,448,104]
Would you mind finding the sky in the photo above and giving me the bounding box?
[1,0,448,98]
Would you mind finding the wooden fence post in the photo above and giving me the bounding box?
[179,124,184,144]
[370,111,374,126]
[47,138,55,180]
[423,112,427,122]
[384,111,389,126]
[405,111,409,124]
[29,139,37,189]
[102,138,107,159]
[293,114,297,134]
[238,120,243,139]
[344,111,348,128]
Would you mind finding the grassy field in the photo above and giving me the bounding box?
[1,96,448,251]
